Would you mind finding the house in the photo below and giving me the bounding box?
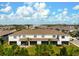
[0,29,16,40]
[8,29,71,46]
[34,25,75,33]
[0,25,15,30]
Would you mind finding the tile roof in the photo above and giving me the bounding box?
[10,29,67,36]
[0,30,16,36]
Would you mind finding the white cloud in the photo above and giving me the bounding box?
[0,14,9,20]
[16,5,34,17]
[58,9,62,12]
[15,2,49,19]
[33,2,49,19]
[54,8,68,21]
[0,6,12,13]
[62,8,68,15]
[52,12,56,15]
[34,2,46,10]
[32,9,49,19]
[54,8,69,21]
[8,12,15,19]
[0,2,50,21]
[0,2,50,20]
[0,2,10,7]
[0,2,79,25]
[64,8,68,11]
[73,5,79,10]
[40,9,49,16]
[62,10,68,15]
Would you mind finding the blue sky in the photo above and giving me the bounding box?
[0,2,79,25]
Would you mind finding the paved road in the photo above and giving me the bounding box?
[70,40,79,47]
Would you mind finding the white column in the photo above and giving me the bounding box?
[37,41,41,45]
[57,41,62,45]
[17,41,21,45]
[57,35,62,45]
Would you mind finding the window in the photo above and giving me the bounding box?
[62,41,69,45]
[34,35,37,38]
[21,41,28,45]
[57,35,59,39]
[62,36,65,39]
[42,35,44,37]
[10,41,17,45]
[30,41,37,45]
[18,35,21,38]
[42,41,48,45]
[53,35,55,38]
[23,35,26,38]
[14,36,17,39]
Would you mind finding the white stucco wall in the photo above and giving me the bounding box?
[8,34,70,45]
[9,34,58,41]
[57,41,62,45]
[8,35,19,41]
[59,35,70,41]
[37,41,41,45]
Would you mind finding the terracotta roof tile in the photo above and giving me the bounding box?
[10,29,67,36]
[0,30,16,36]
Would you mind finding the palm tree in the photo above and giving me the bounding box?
[26,38,31,46]
[48,39,52,45]
[60,46,68,56]
[27,25,30,29]
[0,36,3,45]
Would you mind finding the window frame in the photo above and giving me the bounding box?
[14,36,17,39]
[42,35,45,38]
[62,36,65,39]
[34,35,37,38]
[53,35,56,38]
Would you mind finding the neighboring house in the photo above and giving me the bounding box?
[0,29,16,40]
[8,29,71,46]
[35,25,75,33]
[0,26,15,30]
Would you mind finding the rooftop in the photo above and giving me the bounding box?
[0,29,16,36]
[10,29,68,36]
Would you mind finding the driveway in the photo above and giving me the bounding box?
[70,40,79,47]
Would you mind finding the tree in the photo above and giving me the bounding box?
[27,25,30,29]
[26,38,31,46]
[35,45,41,56]
[18,48,29,56]
[3,47,14,56]
[0,45,4,56]
[41,45,54,56]
[74,25,78,29]
[11,45,20,56]
[48,39,51,45]
[69,30,79,37]
[0,37,3,45]
[60,46,68,56]
[68,48,74,56]
[14,25,26,31]
[35,45,54,56]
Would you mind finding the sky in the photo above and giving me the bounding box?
[0,2,79,25]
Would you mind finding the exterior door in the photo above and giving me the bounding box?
[30,41,37,45]
[10,41,17,45]
[21,41,28,45]
[41,41,48,45]
[50,41,57,45]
